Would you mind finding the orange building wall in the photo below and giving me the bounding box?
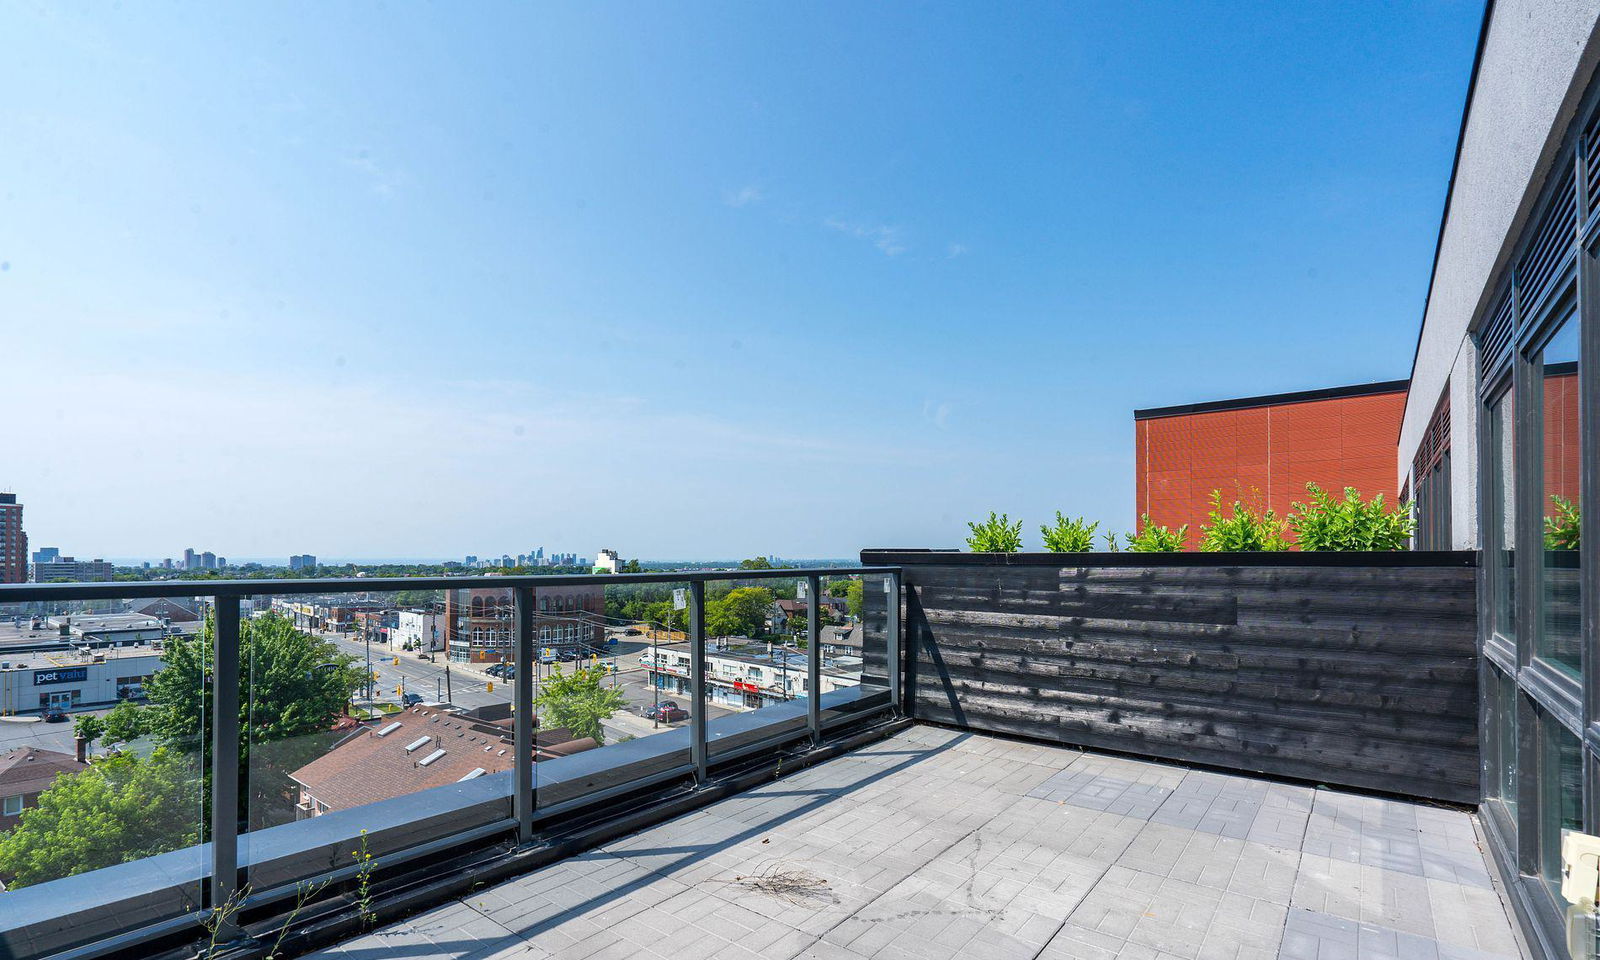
[1135,389,1407,548]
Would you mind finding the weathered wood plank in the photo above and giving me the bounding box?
[868,553,1480,804]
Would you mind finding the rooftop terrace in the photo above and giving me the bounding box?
[312,726,1522,960]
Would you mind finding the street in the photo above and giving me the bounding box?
[320,629,739,742]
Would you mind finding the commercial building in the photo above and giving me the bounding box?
[390,609,443,651]
[29,556,114,583]
[0,495,25,585]
[639,641,861,711]
[0,645,163,713]
[1394,3,1600,956]
[443,584,605,663]
[289,554,317,571]
[1133,380,1408,546]
[593,549,621,573]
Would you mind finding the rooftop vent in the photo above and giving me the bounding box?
[418,749,446,767]
[405,737,431,753]
[459,768,486,781]
[375,722,403,738]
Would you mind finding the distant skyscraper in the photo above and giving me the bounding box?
[200,551,217,569]
[289,554,317,571]
[183,548,197,570]
[0,495,25,584]
[32,546,60,565]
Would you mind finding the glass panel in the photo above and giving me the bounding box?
[705,577,812,759]
[242,589,512,890]
[1538,709,1583,906]
[821,573,892,723]
[536,578,692,809]
[1485,665,1518,819]
[1488,392,1516,643]
[1538,316,1582,676]
[0,596,206,953]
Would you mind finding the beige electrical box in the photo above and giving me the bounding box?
[1562,829,1600,906]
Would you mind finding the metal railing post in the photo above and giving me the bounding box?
[689,581,707,784]
[513,586,535,844]
[807,574,821,746]
[887,571,902,714]
[210,595,242,936]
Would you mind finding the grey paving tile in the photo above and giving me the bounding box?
[1118,821,1300,904]
[304,727,1522,960]
[1028,755,1186,819]
[1278,907,1518,960]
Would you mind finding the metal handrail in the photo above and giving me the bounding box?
[0,566,900,603]
[0,564,902,959]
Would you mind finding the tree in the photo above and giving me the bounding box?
[100,700,152,749]
[72,714,105,755]
[621,559,643,574]
[738,557,774,570]
[533,664,625,745]
[846,580,864,619]
[0,749,201,888]
[705,586,773,638]
[142,613,363,749]
[790,602,837,635]
[827,581,850,599]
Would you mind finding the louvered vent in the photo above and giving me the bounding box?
[1516,163,1577,312]
[1479,286,1516,379]
[1586,109,1600,209]
[1414,392,1451,477]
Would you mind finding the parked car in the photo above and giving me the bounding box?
[417,653,434,662]
[645,701,689,723]
[624,628,642,636]
[486,663,505,677]
[42,706,68,723]
[401,693,424,707]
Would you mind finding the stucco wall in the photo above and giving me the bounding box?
[1400,0,1600,548]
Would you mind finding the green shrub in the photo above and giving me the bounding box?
[1287,483,1413,551]
[965,512,1024,552]
[1545,495,1581,550]
[1125,514,1188,552]
[1040,513,1098,552]
[1199,490,1288,552]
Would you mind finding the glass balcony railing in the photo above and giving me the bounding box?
[0,566,902,959]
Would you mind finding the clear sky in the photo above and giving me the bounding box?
[1,1,1482,561]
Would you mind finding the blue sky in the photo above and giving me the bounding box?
[0,2,1482,561]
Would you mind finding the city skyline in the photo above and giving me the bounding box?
[1,3,1481,557]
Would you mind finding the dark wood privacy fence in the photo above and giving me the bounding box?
[861,549,1480,803]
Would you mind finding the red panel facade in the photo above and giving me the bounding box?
[1135,388,1406,548]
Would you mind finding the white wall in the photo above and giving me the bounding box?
[1401,0,1600,548]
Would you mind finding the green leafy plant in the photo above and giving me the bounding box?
[352,829,376,927]
[1287,483,1414,551]
[265,878,331,960]
[1040,513,1098,552]
[1102,532,1121,552]
[965,512,1024,552]
[1545,495,1582,550]
[1125,514,1189,552]
[1199,490,1289,552]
